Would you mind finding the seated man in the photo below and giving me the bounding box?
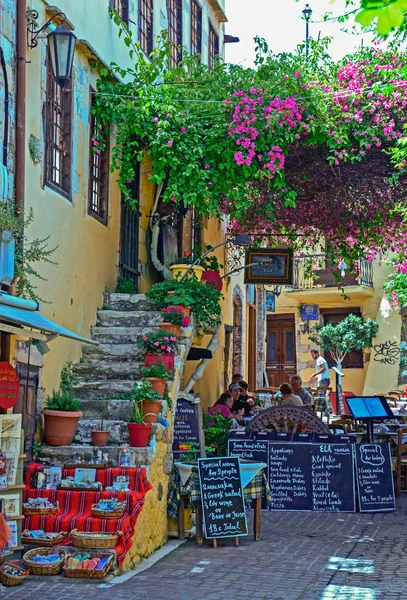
[289,375,312,405]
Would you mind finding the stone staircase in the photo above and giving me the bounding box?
[38,292,193,465]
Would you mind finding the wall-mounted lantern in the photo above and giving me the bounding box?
[27,10,76,88]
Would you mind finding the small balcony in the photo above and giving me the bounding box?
[286,254,374,301]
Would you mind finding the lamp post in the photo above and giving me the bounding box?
[27,11,76,88]
[302,4,312,57]
[179,233,251,282]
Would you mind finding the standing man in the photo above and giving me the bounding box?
[232,373,243,383]
[289,375,312,405]
[310,349,330,388]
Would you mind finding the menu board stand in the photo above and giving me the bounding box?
[355,443,395,512]
[173,394,206,459]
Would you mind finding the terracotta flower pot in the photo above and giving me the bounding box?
[144,353,175,371]
[128,423,152,447]
[42,409,83,446]
[170,305,191,318]
[202,270,222,292]
[143,377,167,395]
[170,264,204,282]
[91,430,109,446]
[158,322,181,336]
[141,399,162,424]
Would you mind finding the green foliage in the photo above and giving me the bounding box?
[384,268,407,308]
[309,314,379,362]
[128,399,146,424]
[141,363,173,380]
[45,362,81,412]
[200,246,223,272]
[60,362,79,393]
[202,412,233,456]
[116,276,137,294]
[32,441,41,455]
[130,380,162,403]
[98,400,109,431]
[146,277,222,332]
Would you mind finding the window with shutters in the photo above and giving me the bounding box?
[88,90,109,224]
[44,55,72,198]
[109,0,129,23]
[321,308,364,368]
[139,0,154,55]
[168,0,183,67]
[191,0,202,58]
[208,21,219,70]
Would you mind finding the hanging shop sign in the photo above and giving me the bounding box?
[0,362,19,409]
[300,304,319,321]
[244,248,293,285]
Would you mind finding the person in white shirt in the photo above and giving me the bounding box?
[310,349,330,388]
[279,383,303,407]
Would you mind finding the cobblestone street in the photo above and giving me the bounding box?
[1,497,407,600]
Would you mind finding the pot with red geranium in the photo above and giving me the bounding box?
[138,331,178,371]
[170,251,205,282]
[158,306,190,336]
[141,363,173,395]
[163,292,194,318]
[200,248,223,292]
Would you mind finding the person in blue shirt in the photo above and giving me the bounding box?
[310,349,330,388]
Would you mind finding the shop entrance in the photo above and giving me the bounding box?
[266,314,296,387]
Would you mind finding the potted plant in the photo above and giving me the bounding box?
[131,380,162,424]
[164,292,195,318]
[141,363,173,394]
[91,400,109,446]
[201,248,223,292]
[159,306,190,336]
[128,397,154,447]
[170,251,205,281]
[42,363,83,446]
[138,331,178,371]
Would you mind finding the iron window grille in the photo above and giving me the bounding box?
[191,0,202,59]
[88,90,109,224]
[109,0,129,24]
[168,0,183,67]
[208,21,219,70]
[139,0,154,55]
[45,54,72,198]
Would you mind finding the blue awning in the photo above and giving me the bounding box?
[0,303,97,345]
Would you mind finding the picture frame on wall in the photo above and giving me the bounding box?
[2,494,20,518]
[244,248,293,285]
[5,454,19,486]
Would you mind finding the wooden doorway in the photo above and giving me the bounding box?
[14,363,40,458]
[266,314,296,387]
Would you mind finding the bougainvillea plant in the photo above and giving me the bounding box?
[93,14,407,270]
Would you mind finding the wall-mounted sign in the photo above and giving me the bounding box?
[0,362,19,409]
[300,304,319,321]
[265,292,276,313]
[244,248,293,285]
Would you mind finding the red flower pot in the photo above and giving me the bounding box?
[158,322,181,336]
[202,270,222,292]
[144,353,175,371]
[128,423,152,447]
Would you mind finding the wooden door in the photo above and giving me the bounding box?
[248,305,257,391]
[14,363,39,458]
[120,168,140,289]
[266,315,296,387]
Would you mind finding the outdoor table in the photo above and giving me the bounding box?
[168,461,271,545]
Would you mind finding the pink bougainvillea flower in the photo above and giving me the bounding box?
[154,341,160,347]
[91,138,99,147]
[168,140,173,146]
[205,164,210,169]
[181,126,186,133]
[153,117,159,123]
[166,113,170,118]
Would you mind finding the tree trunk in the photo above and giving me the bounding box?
[398,307,407,387]
[335,359,345,415]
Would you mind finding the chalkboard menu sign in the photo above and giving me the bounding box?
[173,397,201,456]
[311,443,356,512]
[355,443,395,512]
[228,438,269,465]
[198,457,248,539]
[269,443,312,511]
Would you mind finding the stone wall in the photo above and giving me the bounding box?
[0,0,16,197]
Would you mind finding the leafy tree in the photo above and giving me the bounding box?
[309,314,379,410]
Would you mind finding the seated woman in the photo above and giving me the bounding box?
[208,393,235,419]
[279,383,303,407]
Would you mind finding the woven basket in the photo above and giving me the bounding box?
[63,552,113,579]
[23,504,59,516]
[22,531,68,547]
[70,529,122,549]
[0,564,29,587]
[91,505,125,519]
[23,547,67,576]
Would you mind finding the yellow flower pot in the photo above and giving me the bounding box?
[193,331,204,346]
[170,264,205,282]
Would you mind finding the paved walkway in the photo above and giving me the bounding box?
[2,499,407,600]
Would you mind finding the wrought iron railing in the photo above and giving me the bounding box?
[289,254,374,291]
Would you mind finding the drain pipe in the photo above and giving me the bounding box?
[16,0,26,215]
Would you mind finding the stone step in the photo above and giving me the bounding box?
[73,380,135,402]
[103,292,155,312]
[81,398,130,421]
[88,327,159,345]
[96,310,162,328]
[75,419,168,446]
[82,342,141,360]
[74,359,142,380]
[38,443,156,467]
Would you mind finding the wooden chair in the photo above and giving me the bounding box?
[303,404,316,414]
[383,395,398,408]
[388,390,402,399]
[330,418,350,434]
[317,386,332,398]
[395,427,407,495]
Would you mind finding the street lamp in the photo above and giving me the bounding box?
[302,4,313,57]
[179,233,251,282]
[27,11,77,88]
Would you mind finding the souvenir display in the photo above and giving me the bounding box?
[0,562,28,586]
[119,445,136,467]
[23,548,67,576]
[74,468,97,485]
[64,552,113,579]
[113,475,130,492]
[49,466,62,489]
[91,498,126,519]
[0,452,7,490]
[59,478,102,491]
[23,498,59,515]
[2,494,19,518]
[22,530,68,546]
[70,529,122,549]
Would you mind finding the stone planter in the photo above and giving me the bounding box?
[170,264,204,281]
[158,322,181,337]
[42,409,83,446]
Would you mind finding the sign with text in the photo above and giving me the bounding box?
[268,443,312,511]
[172,397,200,456]
[244,248,293,285]
[311,443,356,512]
[198,457,248,539]
[355,443,395,512]
[300,304,319,321]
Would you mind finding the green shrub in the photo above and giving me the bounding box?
[116,276,137,294]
